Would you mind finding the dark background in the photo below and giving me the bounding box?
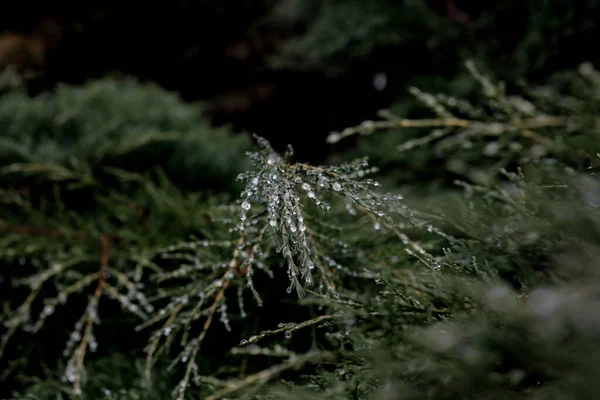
[4,1,597,164]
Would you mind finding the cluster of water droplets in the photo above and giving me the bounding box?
[237,284,247,318]
[26,286,72,333]
[18,261,65,291]
[63,357,79,387]
[238,324,295,346]
[63,315,86,358]
[219,303,231,332]
[237,155,327,293]
[177,338,198,365]
[61,297,101,392]
[231,343,294,357]
[235,140,421,297]
[101,282,152,319]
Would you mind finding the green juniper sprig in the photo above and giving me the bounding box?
[141,134,433,399]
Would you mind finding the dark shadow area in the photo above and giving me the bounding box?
[2,1,597,164]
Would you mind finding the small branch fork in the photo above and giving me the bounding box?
[0,219,120,395]
[175,235,247,400]
[72,235,110,395]
[174,222,274,399]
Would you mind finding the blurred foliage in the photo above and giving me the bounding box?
[0,77,252,192]
[274,0,600,78]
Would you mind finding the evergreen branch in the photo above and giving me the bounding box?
[239,314,337,346]
[4,59,600,399]
[326,115,568,144]
[1,162,95,185]
[31,272,101,332]
[71,300,94,396]
[70,235,109,396]
[0,285,41,360]
[205,350,335,400]
[174,235,247,400]
[0,218,123,241]
[144,303,184,385]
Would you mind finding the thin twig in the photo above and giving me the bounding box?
[205,350,333,400]
[72,235,110,395]
[326,115,569,144]
[176,235,246,400]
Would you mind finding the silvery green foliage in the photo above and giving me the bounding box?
[235,136,413,296]
[0,77,253,399]
[143,135,420,399]
[327,61,600,192]
[5,59,600,400]
[0,77,252,191]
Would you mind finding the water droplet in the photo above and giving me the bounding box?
[302,182,311,190]
[327,133,341,143]
[285,330,292,339]
[241,201,251,211]
[373,72,387,91]
[332,182,342,191]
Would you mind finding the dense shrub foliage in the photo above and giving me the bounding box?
[2,1,600,399]
[1,60,600,399]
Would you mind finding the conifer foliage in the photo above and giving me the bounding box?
[2,5,600,397]
[1,60,600,399]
